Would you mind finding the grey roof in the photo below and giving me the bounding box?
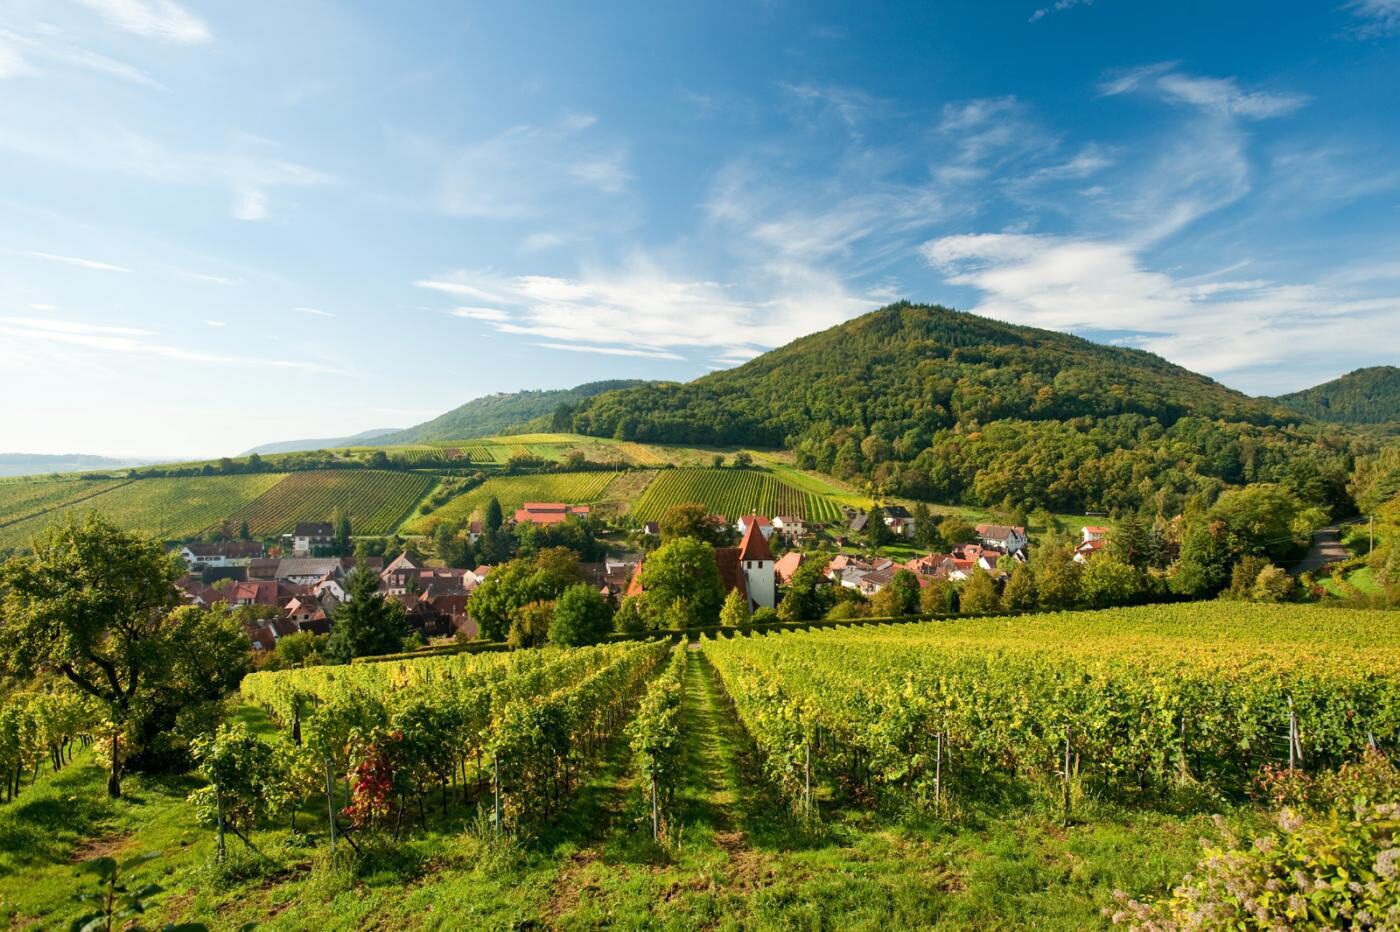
[275,557,342,578]
[294,522,333,537]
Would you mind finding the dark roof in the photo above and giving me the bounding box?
[713,548,749,599]
[883,505,912,519]
[294,522,333,537]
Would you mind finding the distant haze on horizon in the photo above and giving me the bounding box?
[1,0,1398,458]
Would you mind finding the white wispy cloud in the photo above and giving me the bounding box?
[1345,0,1400,35]
[5,249,130,272]
[203,320,224,327]
[450,307,509,322]
[531,342,684,360]
[1101,63,1306,120]
[1030,0,1096,23]
[0,28,162,87]
[393,113,631,221]
[293,306,333,317]
[417,259,875,367]
[77,0,210,44]
[0,315,340,372]
[921,233,1400,391]
[0,119,333,221]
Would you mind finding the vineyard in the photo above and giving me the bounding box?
[705,604,1400,812]
[222,470,434,536]
[402,471,620,532]
[0,474,285,549]
[630,467,846,523]
[240,640,667,831]
[0,477,130,530]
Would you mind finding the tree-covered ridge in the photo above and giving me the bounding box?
[570,302,1348,513]
[376,379,653,444]
[1273,365,1400,425]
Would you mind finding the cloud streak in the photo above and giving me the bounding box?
[921,233,1400,391]
[77,0,210,44]
[5,249,130,272]
[0,315,341,372]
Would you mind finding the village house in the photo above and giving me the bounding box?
[773,551,804,585]
[274,557,343,586]
[178,540,265,569]
[1082,525,1110,543]
[771,515,805,541]
[514,502,591,526]
[882,505,916,537]
[381,551,424,594]
[976,523,1028,554]
[291,521,334,556]
[735,515,775,540]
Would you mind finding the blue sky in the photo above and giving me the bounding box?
[2,0,1398,458]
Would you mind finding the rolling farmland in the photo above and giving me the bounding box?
[402,471,620,532]
[630,467,846,522]
[0,474,286,549]
[222,470,434,536]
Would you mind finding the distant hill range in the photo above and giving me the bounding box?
[241,428,401,457]
[368,380,652,446]
[1272,366,1400,425]
[0,453,157,478]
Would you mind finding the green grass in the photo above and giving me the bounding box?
[1322,565,1384,597]
[0,654,1250,930]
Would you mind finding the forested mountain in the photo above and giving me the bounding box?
[1273,366,1400,425]
[572,302,1354,514]
[375,380,651,445]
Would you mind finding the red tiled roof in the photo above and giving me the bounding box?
[774,551,803,583]
[737,522,773,563]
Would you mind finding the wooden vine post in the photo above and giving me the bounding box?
[1061,724,1072,824]
[935,731,944,810]
[324,756,336,850]
[493,753,503,836]
[650,774,660,841]
[804,740,813,818]
[214,781,227,863]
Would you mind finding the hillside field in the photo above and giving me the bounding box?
[222,470,435,536]
[2,603,1396,929]
[0,473,286,550]
[402,471,620,532]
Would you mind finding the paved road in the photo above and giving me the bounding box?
[1292,524,1350,575]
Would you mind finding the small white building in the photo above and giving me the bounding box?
[736,515,775,541]
[292,522,334,556]
[976,524,1028,554]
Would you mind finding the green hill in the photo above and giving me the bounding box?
[570,302,1342,513]
[1273,366,1400,425]
[372,380,651,445]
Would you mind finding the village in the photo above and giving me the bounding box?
[166,499,1104,654]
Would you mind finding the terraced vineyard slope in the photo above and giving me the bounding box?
[223,469,434,536]
[631,467,846,522]
[0,474,285,549]
[403,470,620,532]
